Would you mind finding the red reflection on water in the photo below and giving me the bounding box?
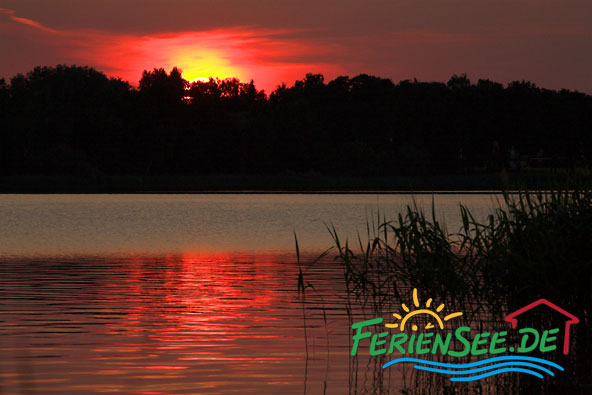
[93,252,308,388]
[0,253,348,394]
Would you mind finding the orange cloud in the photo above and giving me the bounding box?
[0,8,57,33]
[0,8,343,92]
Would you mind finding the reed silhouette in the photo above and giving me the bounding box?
[300,187,591,393]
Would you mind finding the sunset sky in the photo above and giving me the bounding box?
[1,0,591,93]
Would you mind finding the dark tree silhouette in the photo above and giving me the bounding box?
[1,64,591,188]
[139,67,187,107]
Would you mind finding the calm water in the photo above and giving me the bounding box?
[0,194,501,394]
[0,194,500,257]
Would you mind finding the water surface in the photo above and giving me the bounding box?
[0,194,501,393]
[0,194,500,256]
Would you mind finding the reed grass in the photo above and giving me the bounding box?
[305,187,592,393]
[328,189,591,320]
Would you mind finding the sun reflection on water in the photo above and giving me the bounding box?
[0,253,351,394]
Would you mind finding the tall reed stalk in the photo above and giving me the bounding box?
[308,187,591,393]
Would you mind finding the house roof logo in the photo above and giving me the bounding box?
[504,299,579,355]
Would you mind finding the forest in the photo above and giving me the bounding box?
[1,65,591,190]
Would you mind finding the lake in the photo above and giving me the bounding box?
[0,194,504,394]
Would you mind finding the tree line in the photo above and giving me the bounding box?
[1,65,591,178]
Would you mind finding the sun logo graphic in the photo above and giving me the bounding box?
[385,288,463,331]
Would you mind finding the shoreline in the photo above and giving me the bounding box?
[1,171,585,194]
[0,190,526,194]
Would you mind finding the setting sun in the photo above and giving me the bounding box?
[68,28,341,92]
[170,48,247,83]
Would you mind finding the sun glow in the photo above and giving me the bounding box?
[385,288,463,331]
[170,49,246,83]
[70,29,343,92]
[0,7,344,93]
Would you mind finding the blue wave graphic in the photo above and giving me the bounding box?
[450,368,543,381]
[382,356,564,382]
[415,361,554,376]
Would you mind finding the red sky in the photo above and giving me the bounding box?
[1,0,591,93]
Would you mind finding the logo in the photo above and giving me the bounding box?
[350,288,579,382]
[384,288,463,332]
